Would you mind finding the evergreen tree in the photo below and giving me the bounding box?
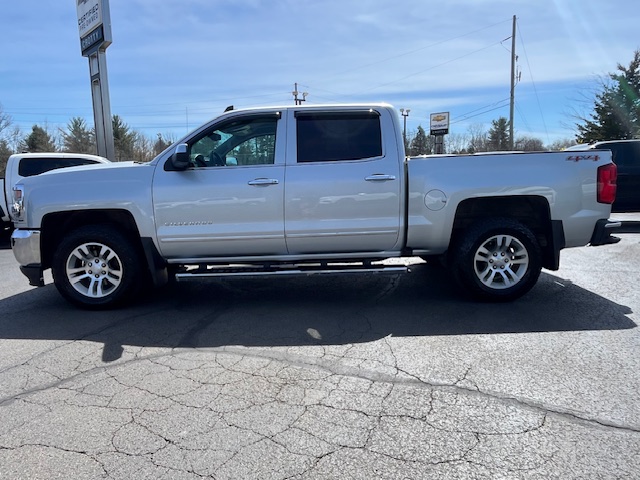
[0,104,14,171]
[409,125,432,155]
[487,117,510,151]
[576,49,640,142]
[0,139,12,175]
[21,125,57,152]
[112,115,136,161]
[61,117,95,154]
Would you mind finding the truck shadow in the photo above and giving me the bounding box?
[0,236,10,250]
[0,264,635,362]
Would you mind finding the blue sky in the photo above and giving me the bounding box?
[0,0,637,146]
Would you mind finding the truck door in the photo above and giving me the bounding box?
[152,113,287,259]
[284,109,402,254]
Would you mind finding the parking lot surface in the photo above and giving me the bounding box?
[0,216,639,479]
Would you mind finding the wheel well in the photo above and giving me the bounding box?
[40,210,143,269]
[451,196,562,270]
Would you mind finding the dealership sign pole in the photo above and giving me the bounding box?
[77,0,115,161]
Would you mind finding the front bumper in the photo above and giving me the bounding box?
[11,229,44,286]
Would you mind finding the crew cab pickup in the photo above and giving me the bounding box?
[1,152,110,236]
[8,104,621,308]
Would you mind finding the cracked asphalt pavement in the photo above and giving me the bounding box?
[0,217,639,479]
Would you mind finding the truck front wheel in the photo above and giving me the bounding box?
[52,225,141,309]
[451,218,542,301]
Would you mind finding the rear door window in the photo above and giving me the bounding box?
[295,111,383,163]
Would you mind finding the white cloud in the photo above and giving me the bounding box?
[0,0,637,142]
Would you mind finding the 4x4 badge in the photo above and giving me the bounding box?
[566,154,600,162]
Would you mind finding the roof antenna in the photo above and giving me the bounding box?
[224,105,234,112]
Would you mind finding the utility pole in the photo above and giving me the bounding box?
[292,83,308,105]
[400,108,410,149]
[509,14,516,150]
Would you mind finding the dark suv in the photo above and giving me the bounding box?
[569,140,640,212]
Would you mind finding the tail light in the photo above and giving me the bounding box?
[12,184,25,221]
[597,163,617,204]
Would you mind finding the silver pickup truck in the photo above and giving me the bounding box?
[8,104,621,308]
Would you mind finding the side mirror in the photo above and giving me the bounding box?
[170,144,190,170]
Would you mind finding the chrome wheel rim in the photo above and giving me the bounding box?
[65,242,123,298]
[473,234,529,290]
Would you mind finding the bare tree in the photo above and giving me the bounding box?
[446,132,471,154]
[547,138,577,151]
[153,133,174,156]
[514,136,545,151]
[466,123,489,153]
[132,132,154,162]
[0,103,11,137]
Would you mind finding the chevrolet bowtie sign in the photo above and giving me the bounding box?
[430,112,450,136]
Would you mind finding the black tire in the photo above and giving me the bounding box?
[52,225,142,309]
[450,218,542,301]
[0,224,12,244]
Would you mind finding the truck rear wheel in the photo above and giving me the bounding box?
[451,218,542,301]
[52,225,141,309]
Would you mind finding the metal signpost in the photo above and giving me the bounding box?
[77,0,115,161]
[430,112,450,155]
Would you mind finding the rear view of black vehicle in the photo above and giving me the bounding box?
[590,140,640,212]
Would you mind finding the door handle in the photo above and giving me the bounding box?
[365,174,396,182]
[248,178,279,186]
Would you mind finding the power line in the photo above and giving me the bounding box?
[321,18,513,82]
[517,18,550,143]
[450,99,511,125]
[358,39,506,95]
[515,103,533,133]
[3,90,290,116]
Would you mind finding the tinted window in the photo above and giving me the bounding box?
[595,141,640,168]
[19,158,100,177]
[296,112,382,163]
[633,142,640,166]
[610,143,630,167]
